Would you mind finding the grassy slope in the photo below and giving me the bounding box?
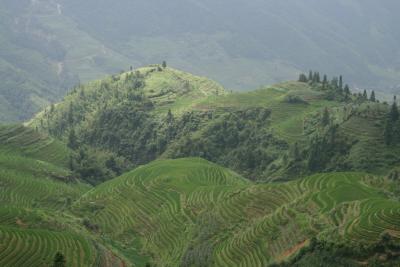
[75,158,400,267]
[0,125,125,267]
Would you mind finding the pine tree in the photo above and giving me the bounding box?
[344,84,350,95]
[322,74,328,89]
[331,77,338,89]
[315,72,320,83]
[384,120,394,145]
[363,90,368,100]
[162,61,167,68]
[323,74,328,85]
[370,90,376,102]
[312,72,320,83]
[308,70,313,82]
[390,101,399,121]
[298,73,308,83]
[53,252,66,267]
[339,75,343,90]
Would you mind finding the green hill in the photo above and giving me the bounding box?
[31,67,400,183]
[74,158,400,266]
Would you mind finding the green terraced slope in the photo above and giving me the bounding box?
[0,125,126,267]
[0,125,71,168]
[75,158,400,267]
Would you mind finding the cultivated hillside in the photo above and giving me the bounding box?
[0,124,399,266]
[0,125,126,266]
[74,158,400,266]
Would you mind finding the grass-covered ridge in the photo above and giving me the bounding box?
[74,158,400,266]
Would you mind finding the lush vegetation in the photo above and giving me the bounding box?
[31,66,400,184]
[2,65,400,266]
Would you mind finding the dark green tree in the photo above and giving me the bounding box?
[308,70,313,81]
[313,72,320,83]
[344,84,351,95]
[370,90,376,102]
[53,252,66,267]
[298,73,308,83]
[339,75,343,90]
[363,90,368,100]
[162,61,167,68]
[384,120,394,145]
[390,100,399,122]
[331,77,338,89]
[322,74,328,85]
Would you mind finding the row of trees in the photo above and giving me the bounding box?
[299,71,377,103]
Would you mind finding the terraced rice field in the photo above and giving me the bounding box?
[0,226,95,267]
[0,152,89,209]
[0,125,128,266]
[76,158,400,266]
[0,125,70,167]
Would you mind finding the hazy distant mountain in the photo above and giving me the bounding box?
[1,0,400,121]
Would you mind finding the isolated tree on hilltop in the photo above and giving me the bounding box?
[162,61,167,68]
[53,252,66,267]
